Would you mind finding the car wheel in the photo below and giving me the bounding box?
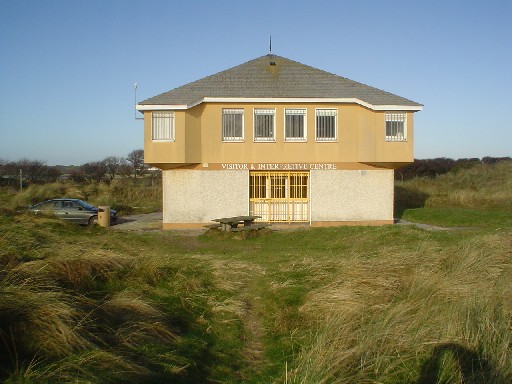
[88,216,98,226]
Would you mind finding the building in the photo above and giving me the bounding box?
[136,54,422,228]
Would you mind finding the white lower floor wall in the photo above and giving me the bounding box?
[162,168,394,227]
[162,169,249,225]
[310,169,394,222]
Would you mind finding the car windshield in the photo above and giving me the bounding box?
[75,200,96,210]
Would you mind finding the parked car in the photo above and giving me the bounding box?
[28,198,117,226]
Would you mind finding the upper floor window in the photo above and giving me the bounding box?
[222,109,244,141]
[385,112,407,141]
[285,109,306,141]
[254,109,275,141]
[152,112,175,141]
[316,109,337,141]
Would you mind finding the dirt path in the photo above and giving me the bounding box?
[199,257,267,379]
[395,219,457,231]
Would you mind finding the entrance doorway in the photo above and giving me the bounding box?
[249,171,309,222]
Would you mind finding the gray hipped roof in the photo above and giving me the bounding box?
[140,54,422,108]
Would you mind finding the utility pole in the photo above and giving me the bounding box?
[19,169,23,191]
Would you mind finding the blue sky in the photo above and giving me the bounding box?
[1,0,511,165]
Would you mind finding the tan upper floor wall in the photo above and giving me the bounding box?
[143,103,415,167]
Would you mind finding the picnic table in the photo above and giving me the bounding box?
[206,215,269,232]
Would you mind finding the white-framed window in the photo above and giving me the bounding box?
[285,109,307,141]
[385,112,407,141]
[152,111,175,141]
[222,109,244,141]
[254,109,275,141]
[315,109,337,141]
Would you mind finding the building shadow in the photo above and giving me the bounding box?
[415,343,506,384]
[394,185,429,219]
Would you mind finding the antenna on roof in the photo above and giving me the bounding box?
[134,82,143,120]
[268,35,276,65]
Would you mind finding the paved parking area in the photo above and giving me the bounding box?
[110,213,454,233]
[111,212,207,235]
[110,212,163,231]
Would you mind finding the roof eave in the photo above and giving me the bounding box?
[137,97,423,112]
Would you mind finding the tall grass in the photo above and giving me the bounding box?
[0,213,224,383]
[10,177,162,214]
[289,230,512,383]
[396,160,512,210]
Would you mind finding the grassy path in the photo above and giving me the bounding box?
[202,257,268,381]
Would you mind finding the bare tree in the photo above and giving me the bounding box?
[0,159,62,184]
[118,163,134,178]
[68,167,86,183]
[81,161,107,183]
[103,156,125,181]
[126,149,146,178]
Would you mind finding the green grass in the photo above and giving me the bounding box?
[401,207,512,228]
[396,160,512,228]
[1,162,512,383]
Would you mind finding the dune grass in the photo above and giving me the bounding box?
[0,213,235,383]
[286,228,511,383]
[1,162,511,383]
[395,160,512,227]
[9,177,162,214]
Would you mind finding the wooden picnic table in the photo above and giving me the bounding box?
[211,215,262,232]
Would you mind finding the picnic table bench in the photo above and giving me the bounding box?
[205,215,270,232]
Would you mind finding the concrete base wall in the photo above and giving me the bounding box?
[310,169,394,222]
[162,170,249,223]
[162,169,394,226]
